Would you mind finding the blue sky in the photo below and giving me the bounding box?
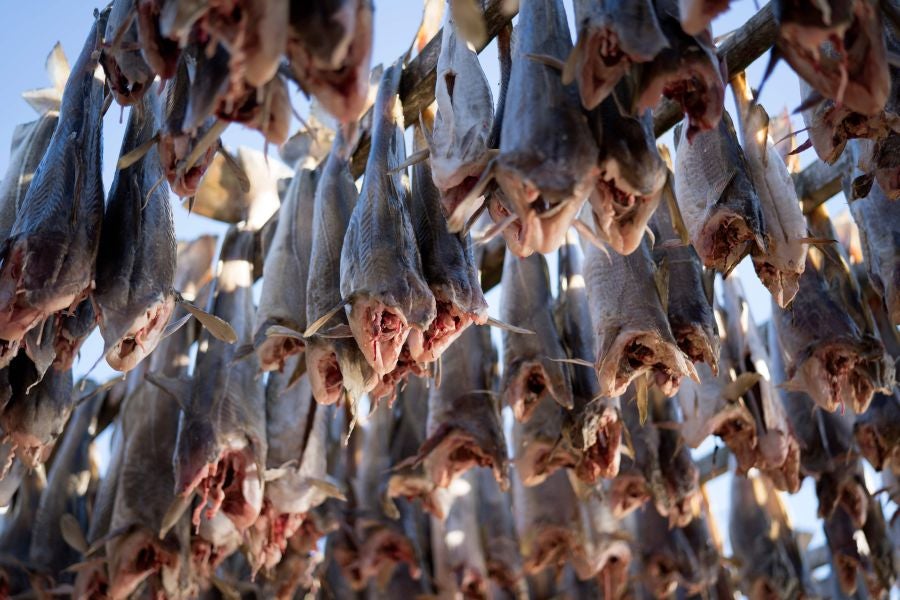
[0,0,862,578]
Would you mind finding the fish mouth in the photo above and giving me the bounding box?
[753,260,802,309]
[657,489,701,529]
[713,407,759,473]
[188,448,263,533]
[99,52,149,106]
[595,547,632,600]
[600,333,695,398]
[645,555,679,597]
[103,297,176,372]
[758,430,801,493]
[386,474,444,519]
[795,343,880,413]
[457,566,488,599]
[307,344,344,405]
[660,64,724,140]
[487,193,533,258]
[348,300,410,377]
[159,133,216,197]
[440,173,484,230]
[589,178,660,255]
[853,423,889,470]
[672,324,719,374]
[256,329,305,373]
[516,440,578,487]
[832,554,861,596]
[357,527,421,588]
[108,532,177,600]
[247,501,306,576]
[506,362,553,422]
[523,528,574,574]
[406,300,471,364]
[369,345,427,407]
[423,428,507,490]
[575,409,623,483]
[576,28,629,109]
[696,210,757,273]
[609,474,650,517]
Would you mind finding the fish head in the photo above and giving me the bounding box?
[357,526,421,588]
[406,297,476,364]
[347,298,412,377]
[191,445,264,533]
[107,530,180,600]
[575,407,623,482]
[0,238,59,341]
[173,415,220,496]
[135,0,182,79]
[589,182,662,255]
[158,121,218,198]
[486,191,534,257]
[644,552,680,598]
[254,323,305,373]
[102,293,176,372]
[305,342,344,405]
[609,473,650,517]
[504,359,572,422]
[101,1,154,107]
[523,527,574,574]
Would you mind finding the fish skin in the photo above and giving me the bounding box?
[0,466,45,596]
[650,203,720,372]
[493,0,599,255]
[570,0,669,109]
[570,486,632,585]
[254,166,318,372]
[500,249,573,420]
[729,473,813,599]
[28,393,102,583]
[102,0,156,106]
[608,387,654,519]
[340,63,435,378]
[1,353,74,469]
[673,110,767,273]
[94,88,177,373]
[287,0,374,123]
[635,0,725,139]
[512,394,578,487]
[723,278,801,492]
[157,55,218,197]
[775,0,889,116]
[849,178,900,328]
[854,390,900,473]
[430,9,494,227]
[512,467,579,576]
[52,299,96,371]
[588,76,667,255]
[678,0,732,36]
[406,127,488,365]
[170,228,266,535]
[648,389,702,527]
[431,469,489,598]
[422,324,508,491]
[474,466,522,594]
[246,366,331,575]
[105,383,188,600]
[306,137,378,406]
[733,80,809,309]
[557,233,622,483]
[0,12,107,342]
[583,236,697,398]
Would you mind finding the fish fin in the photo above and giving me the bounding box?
[63,557,106,573]
[286,355,307,389]
[788,138,813,155]
[472,212,517,244]
[46,41,70,93]
[756,47,781,99]
[161,312,193,339]
[776,376,807,393]
[525,53,566,72]
[217,142,251,194]
[304,299,350,338]
[144,373,191,407]
[159,493,193,540]
[635,375,649,426]
[175,295,237,343]
[318,324,354,339]
[263,459,297,481]
[22,88,64,115]
[572,219,612,262]
[306,477,347,501]
[620,425,636,460]
[451,159,496,232]
[182,119,228,173]
[793,89,826,114]
[265,324,305,340]
[484,317,534,335]
[654,256,669,314]
[59,514,88,554]
[231,343,255,362]
[561,35,583,85]
[86,523,138,556]
[388,148,430,173]
[548,357,595,369]
[116,132,161,170]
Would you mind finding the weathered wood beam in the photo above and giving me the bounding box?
[653,2,777,137]
[349,0,514,178]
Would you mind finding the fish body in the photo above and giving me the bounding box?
[340,63,435,378]
[0,13,107,342]
[475,466,522,594]
[287,0,374,123]
[254,165,318,372]
[583,237,696,398]
[557,234,622,482]
[406,127,488,365]
[854,390,900,472]
[500,250,572,420]
[570,0,668,109]
[512,393,577,487]
[512,468,579,576]
[306,138,378,406]
[168,228,266,535]
[102,0,156,105]
[94,88,176,372]
[431,470,489,598]
[493,0,599,255]
[422,324,508,490]
[635,0,725,139]
[673,111,766,273]
[431,10,494,227]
